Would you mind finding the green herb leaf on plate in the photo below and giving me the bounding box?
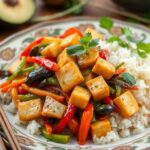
[121,27,132,38]
[107,36,120,43]
[88,39,99,48]
[80,32,92,46]
[121,72,136,85]
[66,45,85,56]
[99,16,114,31]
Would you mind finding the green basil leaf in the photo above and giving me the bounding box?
[137,42,150,53]
[107,36,121,43]
[121,27,132,38]
[121,72,136,85]
[80,32,92,46]
[66,45,86,56]
[88,39,99,48]
[137,49,147,58]
[100,16,113,31]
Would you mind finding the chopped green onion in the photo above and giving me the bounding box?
[115,62,125,69]
[46,77,59,85]
[42,129,70,144]
[21,66,35,73]
[7,57,26,81]
[18,94,39,101]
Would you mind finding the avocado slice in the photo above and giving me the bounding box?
[0,0,36,26]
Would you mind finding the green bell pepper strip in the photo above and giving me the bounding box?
[21,66,35,73]
[7,57,26,81]
[46,77,59,85]
[18,94,39,101]
[42,129,70,144]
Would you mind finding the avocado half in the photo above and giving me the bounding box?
[0,0,36,29]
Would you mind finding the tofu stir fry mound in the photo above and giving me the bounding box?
[0,27,140,145]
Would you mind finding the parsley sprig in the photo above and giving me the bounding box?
[67,33,99,56]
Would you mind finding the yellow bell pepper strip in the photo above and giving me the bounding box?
[11,87,19,108]
[54,104,76,134]
[78,103,94,145]
[1,78,26,93]
[26,57,58,72]
[21,84,64,102]
[20,37,45,58]
[7,56,26,81]
[42,129,70,144]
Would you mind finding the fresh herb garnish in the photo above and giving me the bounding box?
[99,16,113,31]
[121,72,136,85]
[107,36,129,48]
[67,33,99,56]
[115,62,125,69]
[66,45,85,56]
[121,27,133,41]
[137,41,150,58]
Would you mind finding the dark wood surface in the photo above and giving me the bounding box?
[0,0,123,42]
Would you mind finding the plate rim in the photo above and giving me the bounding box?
[1,16,150,46]
[1,16,150,149]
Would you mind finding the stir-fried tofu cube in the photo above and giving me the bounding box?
[85,28,104,40]
[60,33,80,49]
[57,49,74,68]
[42,96,66,119]
[77,48,98,69]
[85,72,95,82]
[56,61,84,92]
[42,37,62,44]
[91,119,112,137]
[8,59,21,73]
[69,86,91,109]
[92,58,116,80]
[86,76,109,101]
[18,99,42,121]
[113,91,139,118]
[41,41,61,58]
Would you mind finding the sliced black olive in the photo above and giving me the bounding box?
[26,67,53,85]
[0,70,11,78]
[94,103,114,115]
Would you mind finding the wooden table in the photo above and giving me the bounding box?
[0,0,123,41]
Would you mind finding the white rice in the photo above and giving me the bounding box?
[27,120,41,135]
[93,40,150,144]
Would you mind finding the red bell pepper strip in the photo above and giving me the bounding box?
[26,57,58,72]
[78,103,94,145]
[54,104,76,134]
[60,27,83,38]
[99,49,109,60]
[68,118,79,135]
[45,123,53,135]
[104,96,113,105]
[115,68,126,75]
[20,37,44,58]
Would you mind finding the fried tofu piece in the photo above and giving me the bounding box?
[86,76,109,101]
[57,49,74,68]
[8,59,21,73]
[77,48,98,69]
[85,72,95,82]
[91,119,112,137]
[18,99,42,121]
[42,96,66,119]
[56,61,84,92]
[85,28,104,40]
[60,33,80,49]
[41,41,61,58]
[69,86,91,109]
[92,58,116,80]
[113,91,139,118]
